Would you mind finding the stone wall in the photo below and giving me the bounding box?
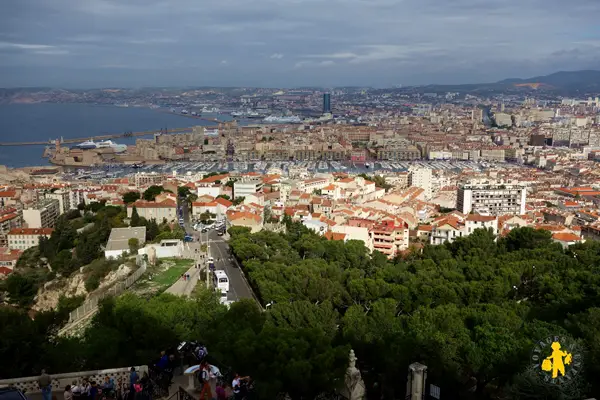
[0,366,148,394]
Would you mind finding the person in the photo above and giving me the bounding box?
[64,385,73,400]
[89,382,98,400]
[81,379,91,400]
[155,351,169,371]
[38,369,52,400]
[102,377,115,398]
[194,344,208,363]
[72,380,82,399]
[215,383,226,400]
[129,368,139,400]
[231,374,249,400]
[198,362,211,400]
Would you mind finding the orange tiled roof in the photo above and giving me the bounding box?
[552,233,582,242]
[9,228,53,235]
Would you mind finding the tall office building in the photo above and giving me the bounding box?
[457,183,526,215]
[323,93,331,114]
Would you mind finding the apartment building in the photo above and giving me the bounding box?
[134,172,165,188]
[128,199,177,222]
[22,199,61,228]
[457,183,526,215]
[46,189,71,214]
[8,227,53,251]
[234,178,263,199]
[0,211,22,247]
[409,168,433,200]
[369,220,409,258]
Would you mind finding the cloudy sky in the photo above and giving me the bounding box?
[1,0,599,88]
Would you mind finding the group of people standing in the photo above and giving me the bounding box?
[37,369,143,400]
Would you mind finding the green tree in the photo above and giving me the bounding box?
[216,194,231,201]
[146,219,160,241]
[143,185,164,201]
[130,206,141,227]
[128,238,140,255]
[4,273,38,307]
[232,196,245,206]
[122,191,141,204]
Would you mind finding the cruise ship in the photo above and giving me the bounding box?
[74,140,127,153]
[263,115,302,123]
[76,140,98,150]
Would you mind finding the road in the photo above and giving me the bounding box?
[180,200,256,303]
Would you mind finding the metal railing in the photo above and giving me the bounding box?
[64,255,148,327]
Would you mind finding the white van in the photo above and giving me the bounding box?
[213,270,229,293]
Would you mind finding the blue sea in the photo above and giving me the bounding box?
[0,104,219,168]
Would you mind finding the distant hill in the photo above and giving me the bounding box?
[497,70,600,89]
[404,70,600,96]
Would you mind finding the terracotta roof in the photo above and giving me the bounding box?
[131,199,177,208]
[0,267,13,275]
[324,231,346,241]
[466,214,497,222]
[0,213,18,223]
[215,197,233,207]
[9,228,53,235]
[552,233,582,242]
[0,191,17,198]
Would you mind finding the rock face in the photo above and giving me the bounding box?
[340,349,366,400]
[33,263,132,311]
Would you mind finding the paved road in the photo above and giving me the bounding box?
[180,201,256,303]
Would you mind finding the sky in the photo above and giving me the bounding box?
[1,0,600,88]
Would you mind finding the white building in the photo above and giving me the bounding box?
[46,190,71,214]
[104,226,147,259]
[8,228,53,251]
[233,178,263,199]
[457,183,526,215]
[409,168,432,200]
[22,199,61,229]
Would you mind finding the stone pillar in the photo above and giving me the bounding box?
[406,362,427,400]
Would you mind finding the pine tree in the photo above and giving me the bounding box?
[130,206,141,227]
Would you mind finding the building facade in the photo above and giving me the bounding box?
[233,179,263,199]
[457,183,527,215]
[409,168,433,200]
[8,228,53,251]
[22,199,61,228]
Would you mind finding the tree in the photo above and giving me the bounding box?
[216,194,231,201]
[130,206,141,227]
[146,219,160,241]
[4,273,38,307]
[122,191,141,204]
[128,238,140,255]
[143,185,164,201]
[232,196,245,206]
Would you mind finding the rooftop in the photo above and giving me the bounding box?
[105,227,147,252]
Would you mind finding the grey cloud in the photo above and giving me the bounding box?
[0,0,599,87]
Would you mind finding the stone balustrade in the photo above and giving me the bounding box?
[0,366,148,395]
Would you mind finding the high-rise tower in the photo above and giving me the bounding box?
[323,93,331,114]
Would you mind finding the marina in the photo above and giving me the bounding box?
[58,159,522,181]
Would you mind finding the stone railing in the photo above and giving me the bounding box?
[0,366,148,395]
[64,255,147,327]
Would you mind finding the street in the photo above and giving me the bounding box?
[180,200,256,303]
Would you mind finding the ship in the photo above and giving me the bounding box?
[76,140,98,150]
[96,140,127,153]
[74,140,127,153]
[263,115,302,123]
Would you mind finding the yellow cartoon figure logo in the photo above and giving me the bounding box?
[541,342,572,378]
[531,336,582,384]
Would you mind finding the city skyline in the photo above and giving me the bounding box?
[1,0,600,87]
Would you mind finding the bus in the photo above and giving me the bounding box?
[213,270,229,293]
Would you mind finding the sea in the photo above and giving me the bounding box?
[0,103,219,168]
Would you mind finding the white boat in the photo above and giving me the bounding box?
[96,140,127,153]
